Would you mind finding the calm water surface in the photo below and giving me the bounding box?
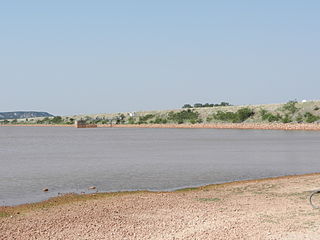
[1,126,320,205]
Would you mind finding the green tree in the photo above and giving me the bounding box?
[51,116,63,124]
[193,103,203,108]
[182,104,192,108]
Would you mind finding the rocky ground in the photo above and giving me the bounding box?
[1,174,320,240]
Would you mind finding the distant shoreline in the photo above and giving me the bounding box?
[1,122,320,131]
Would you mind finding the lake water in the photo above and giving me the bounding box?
[1,126,320,206]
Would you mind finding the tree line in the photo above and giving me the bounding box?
[182,102,231,108]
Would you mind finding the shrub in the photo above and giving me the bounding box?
[259,109,268,119]
[213,111,237,122]
[260,109,282,122]
[281,114,293,123]
[168,109,200,124]
[237,108,255,122]
[128,117,135,124]
[304,112,319,123]
[212,108,254,123]
[295,114,303,123]
[267,113,282,122]
[51,116,63,124]
[282,100,298,114]
[138,114,155,124]
[206,116,213,122]
[154,117,167,124]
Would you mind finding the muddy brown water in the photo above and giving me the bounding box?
[1,126,320,206]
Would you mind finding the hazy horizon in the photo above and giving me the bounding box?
[1,1,319,115]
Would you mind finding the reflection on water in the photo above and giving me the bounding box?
[1,126,320,205]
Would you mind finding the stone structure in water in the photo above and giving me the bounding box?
[75,120,97,128]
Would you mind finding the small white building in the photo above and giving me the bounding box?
[129,112,136,117]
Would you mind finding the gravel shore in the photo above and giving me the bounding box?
[1,174,320,240]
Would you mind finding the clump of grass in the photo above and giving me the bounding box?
[0,211,11,218]
[197,198,220,202]
[175,187,199,192]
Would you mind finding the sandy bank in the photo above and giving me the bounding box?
[1,173,320,240]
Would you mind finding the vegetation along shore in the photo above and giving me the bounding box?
[1,101,320,130]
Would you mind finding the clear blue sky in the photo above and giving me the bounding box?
[1,1,319,115]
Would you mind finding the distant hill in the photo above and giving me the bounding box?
[0,111,53,120]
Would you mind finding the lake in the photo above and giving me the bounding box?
[1,126,320,205]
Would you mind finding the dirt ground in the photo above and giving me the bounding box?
[1,174,320,240]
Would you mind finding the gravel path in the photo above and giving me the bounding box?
[1,174,320,240]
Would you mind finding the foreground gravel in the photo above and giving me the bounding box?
[1,174,320,240]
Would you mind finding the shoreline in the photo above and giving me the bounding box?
[2,172,320,239]
[1,122,320,131]
[1,172,319,211]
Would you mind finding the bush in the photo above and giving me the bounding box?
[138,114,155,124]
[304,112,319,123]
[51,116,63,124]
[154,117,167,124]
[295,114,303,123]
[212,108,254,123]
[281,114,293,123]
[168,109,200,124]
[206,116,213,122]
[282,100,298,114]
[267,113,282,122]
[259,109,268,118]
[260,109,282,122]
[128,117,135,124]
[237,108,255,122]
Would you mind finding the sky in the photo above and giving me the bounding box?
[0,1,319,115]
